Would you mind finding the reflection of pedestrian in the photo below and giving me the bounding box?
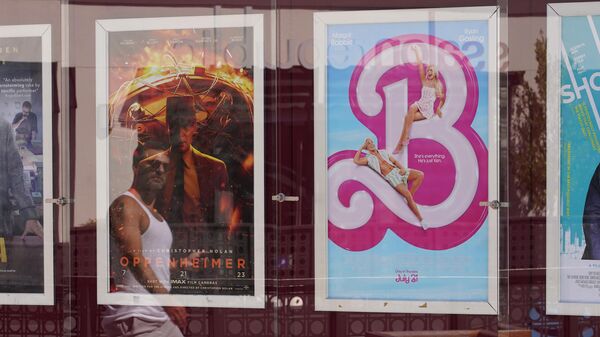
[354,138,427,229]
[394,45,445,154]
[103,141,187,336]
[583,163,600,260]
[12,101,37,146]
[0,118,43,238]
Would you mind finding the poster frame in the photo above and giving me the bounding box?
[313,6,500,314]
[545,1,600,317]
[95,14,265,309]
[0,23,54,306]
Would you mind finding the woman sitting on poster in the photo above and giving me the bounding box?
[393,45,445,154]
[354,138,428,230]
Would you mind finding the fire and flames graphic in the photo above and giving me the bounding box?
[108,41,254,134]
[108,35,256,232]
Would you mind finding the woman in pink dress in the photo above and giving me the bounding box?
[393,45,446,154]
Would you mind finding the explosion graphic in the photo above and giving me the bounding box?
[108,43,254,139]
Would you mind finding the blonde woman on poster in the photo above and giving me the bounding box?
[394,45,446,154]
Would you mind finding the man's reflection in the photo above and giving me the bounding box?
[103,141,187,337]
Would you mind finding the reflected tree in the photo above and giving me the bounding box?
[509,31,546,217]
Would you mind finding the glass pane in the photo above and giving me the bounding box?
[67,1,278,336]
[0,0,64,336]
[279,1,504,336]
[2,0,597,336]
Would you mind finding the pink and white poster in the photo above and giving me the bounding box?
[314,7,499,314]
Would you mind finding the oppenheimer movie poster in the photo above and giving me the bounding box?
[97,15,264,308]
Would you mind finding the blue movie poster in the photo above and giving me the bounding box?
[560,15,600,303]
[325,19,491,302]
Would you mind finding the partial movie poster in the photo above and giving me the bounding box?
[553,12,600,309]
[96,15,264,308]
[314,8,498,314]
[0,25,53,305]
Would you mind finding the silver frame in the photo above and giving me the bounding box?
[95,14,265,309]
[546,1,600,316]
[313,6,500,314]
[0,24,54,306]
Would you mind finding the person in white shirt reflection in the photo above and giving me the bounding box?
[102,141,187,337]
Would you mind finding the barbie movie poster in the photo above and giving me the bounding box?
[315,8,498,314]
[0,25,53,305]
[558,14,600,304]
[96,15,264,308]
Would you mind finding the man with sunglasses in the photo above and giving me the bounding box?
[103,141,187,337]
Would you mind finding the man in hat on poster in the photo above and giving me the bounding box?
[158,95,230,294]
[160,95,229,225]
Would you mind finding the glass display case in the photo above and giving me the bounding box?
[0,0,592,336]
